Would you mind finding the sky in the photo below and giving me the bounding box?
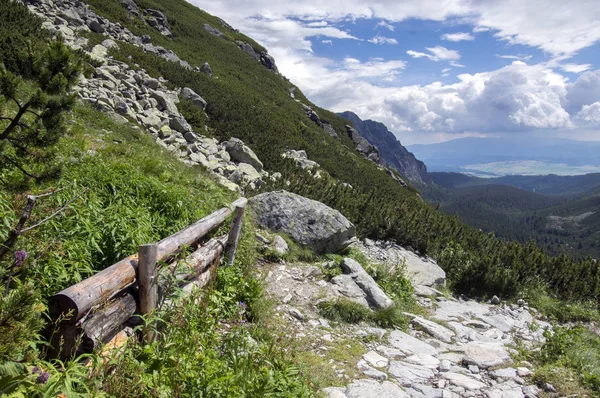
[189,0,600,145]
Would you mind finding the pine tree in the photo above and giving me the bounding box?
[0,38,80,179]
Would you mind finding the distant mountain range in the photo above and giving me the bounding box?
[337,111,427,182]
[422,172,600,258]
[408,136,600,176]
[429,172,600,195]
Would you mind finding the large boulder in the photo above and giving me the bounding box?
[180,87,207,110]
[223,138,263,171]
[250,191,356,254]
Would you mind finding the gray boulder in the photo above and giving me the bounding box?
[149,90,179,115]
[200,62,213,76]
[204,24,226,39]
[259,52,278,73]
[250,191,356,254]
[224,138,263,171]
[145,9,172,36]
[340,258,393,309]
[282,150,320,169]
[169,116,192,133]
[120,0,140,17]
[180,87,207,110]
[345,125,380,163]
[237,41,259,60]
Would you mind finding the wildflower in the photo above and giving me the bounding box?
[32,366,49,384]
[36,371,50,384]
[13,250,27,267]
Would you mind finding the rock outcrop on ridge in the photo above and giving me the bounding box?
[338,111,428,183]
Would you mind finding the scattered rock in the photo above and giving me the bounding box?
[200,62,213,76]
[491,295,501,305]
[271,235,289,256]
[180,87,207,110]
[224,138,263,171]
[340,258,393,309]
[288,307,304,321]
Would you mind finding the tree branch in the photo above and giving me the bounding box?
[0,184,82,263]
[21,187,88,233]
[0,101,30,140]
[25,109,41,118]
[0,196,36,262]
[1,154,38,179]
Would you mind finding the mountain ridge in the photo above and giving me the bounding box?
[337,111,428,182]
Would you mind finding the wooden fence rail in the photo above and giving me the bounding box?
[47,197,247,359]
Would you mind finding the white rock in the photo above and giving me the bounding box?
[403,354,440,370]
[345,379,410,398]
[363,351,389,368]
[517,367,532,377]
[491,368,518,379]
[388,361,434,387]
[442,372,486,391]
[411,316,455,343]
[388,330,438,357]
[487,381,524,398]
[463,342,512,369]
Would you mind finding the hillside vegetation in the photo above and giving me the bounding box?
[422,174,600,258]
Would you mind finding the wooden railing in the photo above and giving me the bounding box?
[47,197,247,359]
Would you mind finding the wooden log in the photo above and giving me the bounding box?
[54,236,227,357]
[157,235,226,301]
[138,244,158,343]
[225,204,245,265]
[48,254,138,322]
[49,198,246,322]
[79,292,137,354]
[155,197,246,260]
[167,236,227,284]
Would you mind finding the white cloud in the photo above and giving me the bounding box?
[561,63,593,74]
[496,54,533,61]
[322,39,333,45]
[565,70,600,114]
[575,102,600,127]
[407,46,461,62]
[442,68,451,73]
[368,35,399,45]
[442,32,475,42]
[376,21,395,31]
[187,0,600,142]
[307,21,328,27]
[191,0,600,58]
[473,26,491,33]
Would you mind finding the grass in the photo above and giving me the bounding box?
[523,285,600,323]
[317,298,372,324]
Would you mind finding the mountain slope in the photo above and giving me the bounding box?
[337,111,428,182]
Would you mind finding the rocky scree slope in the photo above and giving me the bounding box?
[24,0,281,194]
[250,190,553,398]
[261,242,551,398]
[338,111,428,183]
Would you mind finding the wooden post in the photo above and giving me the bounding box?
[225,204,245,265]
[138,244,158,343]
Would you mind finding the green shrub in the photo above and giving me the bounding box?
[372,305,409,329]
[317,298,371,324]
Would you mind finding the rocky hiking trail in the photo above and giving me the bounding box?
[259,238,552,398]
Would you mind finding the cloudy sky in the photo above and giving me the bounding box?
[190,0,600,145]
